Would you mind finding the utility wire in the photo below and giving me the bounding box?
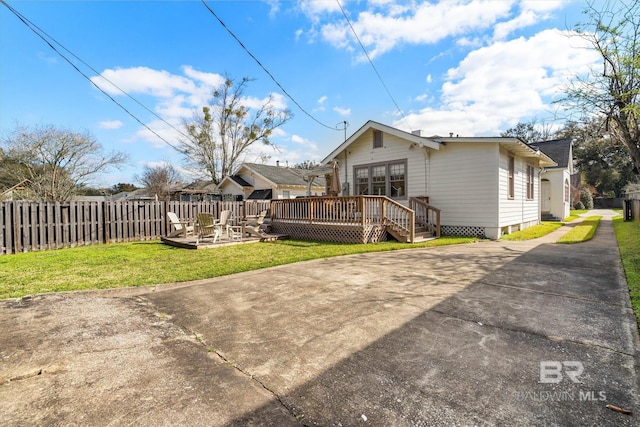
[1,0,188,154]
[336,0,412,131]
[200,0,341,132]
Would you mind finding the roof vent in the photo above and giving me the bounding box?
[411,130,422,136]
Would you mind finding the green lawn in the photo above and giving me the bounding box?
[0,236,476,299]
[557,216,602,244]
[500,222,564,241]
[613,217,640,325]
[570,209,589,216]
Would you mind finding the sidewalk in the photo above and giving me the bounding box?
[1,210,638,426]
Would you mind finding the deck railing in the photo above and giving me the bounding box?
[409,197,441,238]
[270,195,416,241]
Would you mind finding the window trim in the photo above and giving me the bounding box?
[353,159,408,200]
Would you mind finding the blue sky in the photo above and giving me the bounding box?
[1,0,599,187]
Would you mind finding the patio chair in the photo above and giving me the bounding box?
[244,210,269,239]
[167,212,194,238]
[196,211,232,244]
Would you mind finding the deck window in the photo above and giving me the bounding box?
[389,163,406,197]
[526,164,534,200]
[353,160,407,199]
[355,167,369,195]
[373,130,383,148]
[508,156,515,199]
[372,165,386,195]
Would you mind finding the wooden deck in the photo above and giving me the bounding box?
[160,233,289,250]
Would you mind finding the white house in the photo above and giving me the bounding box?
[216,163,326,200]
[320,121,557,239]
[528,138,573,221]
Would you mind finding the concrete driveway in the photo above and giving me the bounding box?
[1,209,638,426]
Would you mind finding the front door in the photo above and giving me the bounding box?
[541,180,551,213]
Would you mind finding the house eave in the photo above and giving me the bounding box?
[320,120,440,165]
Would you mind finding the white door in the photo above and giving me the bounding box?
[541,180,551,213]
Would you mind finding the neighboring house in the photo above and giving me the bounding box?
[529,138,573,221]
[216,163,326,200]
[320,120,556,239]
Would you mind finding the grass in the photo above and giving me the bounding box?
[557,216,602,244]
[613,217,640,324]
[500,222,564,241]
[0,236,477,299]
[570,209,589,216]
[563,215,580,222]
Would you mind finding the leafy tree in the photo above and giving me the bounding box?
[181,76,292,184]
[500,120,554,143]
[110,183,138,194]
[137,163,182,200]
[562,0,640,173]
[556,117,636,196]
[1,124,127,201]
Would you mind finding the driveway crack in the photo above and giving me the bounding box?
[430,308,635,357]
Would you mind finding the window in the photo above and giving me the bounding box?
[372,165,386,195]
[564,179,570,202]
[373,130,383,148]
[355,167,369,195]
[508,156,515,199]
[526,164,534,200]
[389,163,406,197]
[353,160,407,199]
[282,190,290,199]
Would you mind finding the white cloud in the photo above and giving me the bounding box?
[317,95,328,104]
[395,29,600,136]
[98,120,123,129]
[319,0,516,60]
[333,106,351,116]
[89,66,290,153]
[291,134,318,151]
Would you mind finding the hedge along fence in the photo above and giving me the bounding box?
[0,200,271,255]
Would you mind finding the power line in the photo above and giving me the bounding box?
[1,0,188,154]
[200,0,342,132]
[336,0,412,131]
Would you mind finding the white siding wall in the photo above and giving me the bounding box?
[428,142,499,227]
[542,168,570,220]
[336,129,428,199]
[497,147,539,230]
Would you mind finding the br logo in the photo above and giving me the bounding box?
[539,361,584,384]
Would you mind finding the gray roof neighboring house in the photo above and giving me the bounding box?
[528,138,572,169]
[240,163,326,187]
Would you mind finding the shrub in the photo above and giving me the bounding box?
[574,201,585,210]
[580,188,594,210]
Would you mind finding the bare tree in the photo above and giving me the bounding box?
[500,120,555,143]
[181,76,292,184]
[138,163,182,200]
[562,0,640,173]
[1,124,127,201]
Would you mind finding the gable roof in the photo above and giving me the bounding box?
[243,163,326,187]
[230,175,252,187]
[321,120,441,165]
[528,138,572,169]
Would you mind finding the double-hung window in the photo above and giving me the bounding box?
[526,164,534,200]
[508,156,515,199]
[354,160,406,199]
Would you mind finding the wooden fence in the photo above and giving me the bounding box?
[0,200,270,255]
